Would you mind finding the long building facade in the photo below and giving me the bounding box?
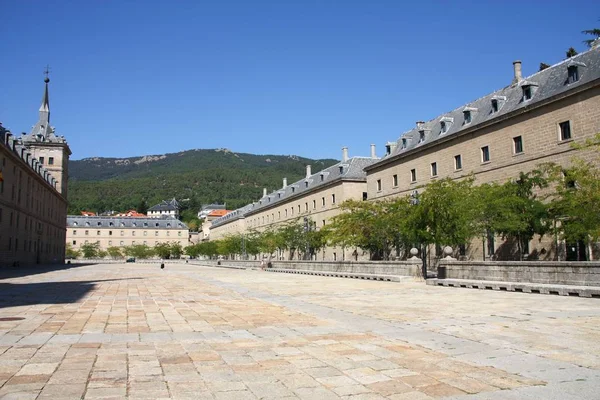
[365,44,600,261]
[66,216,189,251]
[0,76,70,266]
[210,147,378,260]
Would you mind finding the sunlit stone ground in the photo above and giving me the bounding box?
[0,262,598,399]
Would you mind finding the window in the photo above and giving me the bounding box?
[419,131,425,143]
[278,211,281,219]
[155,231,159,236]
[291,187,295,193]
[491,99,499,113]
[430,162,438,177]
[331,194,336,204]
[48,157,54,165]
[559,121,572,141]
[39,156,45,164]
[454,155,462,170]
[143,231,147,236]
[339,166,344,174]
[481,146,490,163]
[73,230,77,235]
[440,121,447,134]
[108,241,112,245]
[320,174,324,182]
[312,200,316,209]
[109,222,114,227]
[120,231,124,236]
[322,219,326,227]
[305,202,308,212]
[297,205,300,213]
[85,230,89,235]
[410,169,417,182]
[464,111,472,124]
[321,197,325,207]
[120,241,124,246]
[304,181,308,188]
[97,230,101,235]
[523,86,532,101]
[401,138,407,149]
[132,231,136,236]
[567,66,579,84]
[513,136,523,154]
[285,209,288,217]
[376,179,382,191]
[109,231,112,236]
[362,192,368,201]
[72,240,76,245]
[143,222,148,227]
[393,174,398,187]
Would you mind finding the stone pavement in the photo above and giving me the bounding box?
[0,263,598,399]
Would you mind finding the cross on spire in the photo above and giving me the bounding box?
[44,64,50,83]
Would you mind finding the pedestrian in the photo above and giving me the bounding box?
[260,259,265,271]
[160,259,165,269]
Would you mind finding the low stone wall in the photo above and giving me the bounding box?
[438,260,600,286]
[202,259,421,277]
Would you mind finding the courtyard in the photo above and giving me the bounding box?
[0,262,599,399]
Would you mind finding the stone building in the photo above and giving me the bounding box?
[0,76,70,266]
[210,147,378,260]
[365,44,600,260]
[147,198,180,219]
[66,216,189,252]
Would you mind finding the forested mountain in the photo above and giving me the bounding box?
[68,148,338,219]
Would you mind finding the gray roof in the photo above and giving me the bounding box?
[148,198,179,212]
[210,156,377,228]
[367,46,600,169]
[67,215,188,229]
[20,78,68,145]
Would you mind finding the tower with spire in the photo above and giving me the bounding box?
[21,68,72,198]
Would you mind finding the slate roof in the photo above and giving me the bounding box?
[148,198,180,212]
[210,156,377,228]
[20,77,68,146]
[67,215,188,229]
[366,46,600,170]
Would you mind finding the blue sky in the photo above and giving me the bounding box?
[1,1,598,161]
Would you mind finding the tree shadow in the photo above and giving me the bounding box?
[0,278,142,309]
[0,262,100,281]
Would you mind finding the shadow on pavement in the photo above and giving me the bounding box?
[0,278,142,309]
[0,262,100,281]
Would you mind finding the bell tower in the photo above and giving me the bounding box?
[21,68,72,198]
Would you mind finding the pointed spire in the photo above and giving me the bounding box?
[38,65,50,125]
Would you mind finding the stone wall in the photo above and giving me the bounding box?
[203,259,421,277]
[438,260,600,286]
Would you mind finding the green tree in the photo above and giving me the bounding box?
[566,47,578,58]
[185,244,201,258]
[154,243,172,259]
[107,246,123,259]
[197,241,218,258]
[80,242,100,259]
[582,21,600,47]
[137,198,149,214]
[124,244,154,259]
[170,242,183,259]
[65,243,80,259]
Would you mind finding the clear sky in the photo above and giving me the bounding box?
[1,1,598,161]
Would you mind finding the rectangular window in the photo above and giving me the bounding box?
[97,230,101,235]
[331,194,336,204]
[322,219,326,226]
[491,99,498,113]
[321,197,325,207]
[419,131,425,143]
[120,241,124,245]
[85,230,89,235]
[305,202,308,212]
[441,121,447,134]
[362,192,367,201]
[73,230,77,235]
[410,169,417,182]
[48,157,54,165]
[132,231,136,236]
[312,200,316,209]
[39,157,45,164]
[72,240,76,245]
[513,136,523,154]
[464,111,471,124]
[481,146,490,163]
[559,121,572,141]
[567,66,579,84]
[430,162,438,177]
[392,174,398,187]
[454,155,462,170]
[155,231,159,236]
[143,231,147,236]
[376,179,382,191]
[523,86,532,101]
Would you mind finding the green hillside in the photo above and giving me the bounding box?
[68,148,338,220]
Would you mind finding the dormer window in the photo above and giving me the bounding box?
[385,144,391,155]
[339,166,343,174]
[291,187,295,193]
[568,65,579,84]
[491,99,499,113]
[401,138,407,149]
[305,181,309,188]
[490,96,506,114]
[320,174,324,182]
[464,111,471,124]
[440,121,447,134]
[418,131,425,143]
[523,86,532,100]
[440,117,453,134]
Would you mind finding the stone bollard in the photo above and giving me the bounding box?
[408,247,421,261]
[443,246,456,260]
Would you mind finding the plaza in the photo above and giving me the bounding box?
[0,263,599,399]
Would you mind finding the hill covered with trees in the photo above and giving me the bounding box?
[68,148,338,223]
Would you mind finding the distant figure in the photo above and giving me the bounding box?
[260,260,265,270]
[160,260,165,269]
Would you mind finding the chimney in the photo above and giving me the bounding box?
[512,60,522,84]
[370,144,377,159]
[282,177,287,188]
[416,121,425,130]
[263,188,267,197]
[305,165,311,178]
[342,146,349,162]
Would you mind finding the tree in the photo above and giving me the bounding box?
[107,246,123,259]
[65,243,80,259]
[539,62,550,71]
[582,21,600,47]
[80,242,100,259]
[185,244,201,258]
[170,242,183,259]
[137,198,149,214]
[154,243,172,259]
[566,47,578,58]
[124,244,154,259]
